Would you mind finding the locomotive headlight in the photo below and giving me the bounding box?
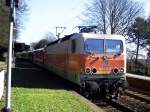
[92,68,97,73]
[120,68,124,73]
[85,68,91,74]
[113,68,119,74]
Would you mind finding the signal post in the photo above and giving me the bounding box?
[3,0,19,112]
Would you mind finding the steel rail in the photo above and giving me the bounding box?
[106,99,135,112]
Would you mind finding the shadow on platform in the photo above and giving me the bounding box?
[12,59,74,90]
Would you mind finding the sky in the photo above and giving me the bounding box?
[18,0,88,44]
[17,0,150,45]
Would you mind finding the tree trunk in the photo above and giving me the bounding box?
[135,35,140,65]
[103,17,106,34]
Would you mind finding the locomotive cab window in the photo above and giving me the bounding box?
[85,39,104,54]
[85,39,123,54]
[71,39,76,53]
[105,40,123,54]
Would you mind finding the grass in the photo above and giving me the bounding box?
[0,60,95,112]
[0,88,95,112]
[10,88,95,112]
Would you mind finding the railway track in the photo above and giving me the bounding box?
[106,99,135,112]
[125,90,150,104]
[100,89,150,112]
[106,91,150,112]
[128,87,150,96]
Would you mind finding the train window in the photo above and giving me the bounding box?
[85,39,104,54]
[105,40,123,54]
[72,39,76,53]
[85,39,123,54]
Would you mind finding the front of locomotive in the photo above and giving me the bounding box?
[80,33,127,99]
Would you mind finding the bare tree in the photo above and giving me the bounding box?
[15,0,29,39]
[31,32,57,50]
[34,39,49,49]
[83,0,143,35]
[44,32,57,42]
[30,42,37,50]
[127,48,136,60]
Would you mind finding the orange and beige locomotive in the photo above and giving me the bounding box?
[17,33,127,99]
